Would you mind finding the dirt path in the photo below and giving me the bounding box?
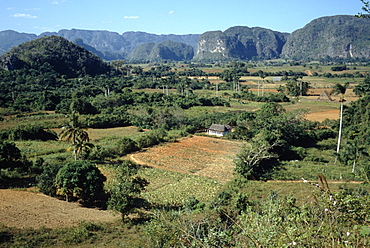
[0,189,119,229]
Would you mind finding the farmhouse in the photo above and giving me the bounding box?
[207,124,232,136]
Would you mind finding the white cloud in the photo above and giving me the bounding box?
[123,16,139,19]
[12,13,38,18]
[51,0,67,4]
[169,10,175,15]
[25,8,41,11]
[7,7,14,11]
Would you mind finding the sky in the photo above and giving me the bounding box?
[0,0,365,35]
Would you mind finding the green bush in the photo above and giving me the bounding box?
[55,160,106,205]
[136,129,167,148]
[115,137,139,156]
[88,145,113,161]
[36,163,60,196]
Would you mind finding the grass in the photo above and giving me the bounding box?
[0,113,67,131]
[138,167,222,205]
[281,98,340,113]
[0,220,145,248]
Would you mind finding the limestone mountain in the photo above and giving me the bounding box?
[0,35,112,78]
[194,26,289,61]
[281,15,370,60]
[129,40,194,61]
[128,42,156,61]
[121,31,200,52]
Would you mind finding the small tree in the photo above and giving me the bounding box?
[115,137,139,156]
[234,137,279,180]
[0,140,22,170]
[0,140,29,175]
[107,160,149,221]
[37,163,60,196]
[55,160,106,205]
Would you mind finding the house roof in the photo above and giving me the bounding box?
[208,124,232,132]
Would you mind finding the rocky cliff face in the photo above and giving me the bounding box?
[194,27,289,61]
[281,15,370,59]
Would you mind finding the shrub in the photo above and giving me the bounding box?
[136,129,167,148]
[88,145,113,161]
[115,137,139,156]
[36,163,60,196]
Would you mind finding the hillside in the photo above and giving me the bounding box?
[0,35,112,78]
[281,15,370,59]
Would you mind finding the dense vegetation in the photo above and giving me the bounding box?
[1,34,370,246]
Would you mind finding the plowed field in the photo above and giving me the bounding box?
[131,135,242,183]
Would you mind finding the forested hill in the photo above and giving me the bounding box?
[0,35,113,78]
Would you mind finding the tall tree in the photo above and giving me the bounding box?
[59,112,90,160]
[331,82,350,154]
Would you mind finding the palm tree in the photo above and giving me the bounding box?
[67,138,94,160]
[59,112,90,160]
[331,82,350,154]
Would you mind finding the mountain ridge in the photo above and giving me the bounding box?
[1,15,369,61]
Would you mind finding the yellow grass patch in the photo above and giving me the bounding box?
[305,109,340,122]
[130,135,243,183]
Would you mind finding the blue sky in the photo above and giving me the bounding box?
[0,0,365,35]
